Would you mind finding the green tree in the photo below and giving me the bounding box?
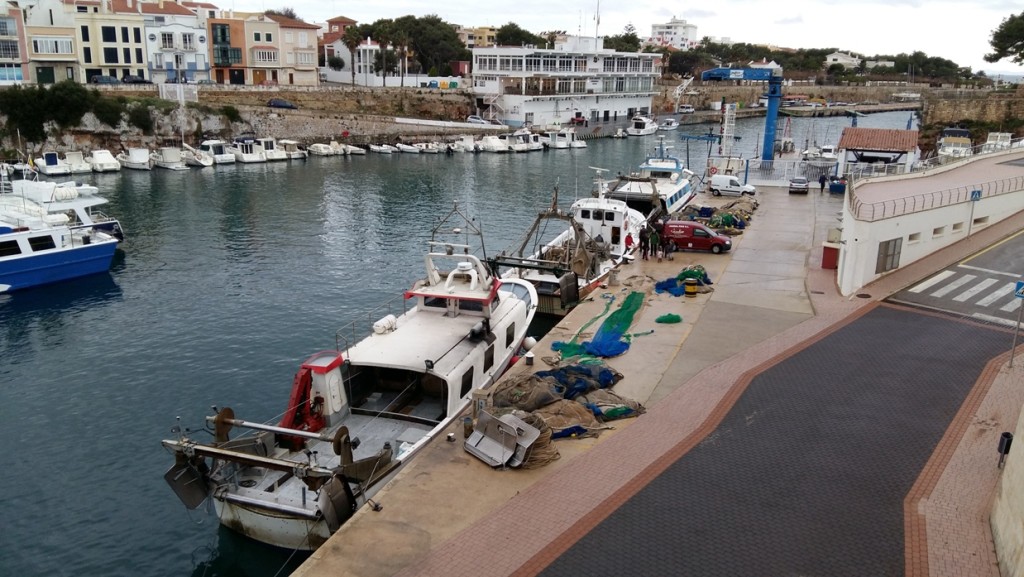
[47,81,94,129]
[328,55,344,71]
[603,23,640,52]
[405,15,470,76]
[342,26,364,86]
[264,8,299,20]
[495,23,545,47]
[986,12,1024,65]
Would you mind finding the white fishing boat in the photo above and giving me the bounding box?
[308,143,336,156]
[610,128,628,139]
[539,128,586,149]
[658,118,680,131]
[181,143,215,167]
[518,130,545,151]
[256,137,288,162]
[626,115,658,136]
[150,147,189,170]
[394,142,420,153]
[478,135,510,153]
[336,142,366,155]
[227,136,265,163]
[33,151,72,176]
[162,203,537,551]
[603,136,698,220]
[63,151,93,174]
[495,175,644,316]
[368,143,396,154]
[279,139,308,160]
[199,140,236,164]
[86,149,121,172]
[498,132,529,153]
[117,147,153,170]
[412,142,443,154]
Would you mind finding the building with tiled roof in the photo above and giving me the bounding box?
[124,0,211,83]
[265,13,319,85]
[838,127,921,176]
[0,3,27,85]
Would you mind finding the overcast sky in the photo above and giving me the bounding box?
[236,0,1024,76]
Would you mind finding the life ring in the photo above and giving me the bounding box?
[709,166,718,175]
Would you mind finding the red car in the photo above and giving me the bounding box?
[661,221,732,254]
[569,116,587,125]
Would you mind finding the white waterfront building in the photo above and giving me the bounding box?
[470,36,661,128]
[648,16,699,50]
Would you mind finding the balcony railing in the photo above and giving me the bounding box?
[212,46,242,66]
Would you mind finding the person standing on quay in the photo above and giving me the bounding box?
[649,227,661,261]
[639,226,650,260]
[818,173,828,194]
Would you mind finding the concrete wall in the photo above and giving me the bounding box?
[992,409,1024,575]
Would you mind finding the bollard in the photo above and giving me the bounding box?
[525,351,535,366]
[999,432,1014,468]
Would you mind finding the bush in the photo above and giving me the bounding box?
[127,105,153,134]
[221,105,241,123]
[92,96,126,128]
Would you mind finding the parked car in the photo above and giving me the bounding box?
[487,119,504,126]
[788,176,809,194]
[89,75,120,85]
[678,104,695,114]
[661,221,733,254]
[267,98,298,110]
[569,116,587,125]
[466,115,488,124]
[121,75,152,84]
[708,174,757,196]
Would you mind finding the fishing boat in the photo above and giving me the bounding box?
[228,136,265,163]
[279,139,309,160]
[117,147,153,170]
[412,142,443,154]
[478,135,511,153]
[658,118,680,131]
[497,132,529,153]
[602,136,699,220]
[368,143,396,154]
[256,137,288,162]
[0,171,122,293]
[150,147,189,170]
[198,140,235,164]
[394,142,420,154]
[162,203,537,551]
[539,128,586,149]
[610,128,628,139]
[181,144,215,167]
[625,115,658,136]
[492,177,644,316]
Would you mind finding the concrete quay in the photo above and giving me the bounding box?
[294,186,1024,577]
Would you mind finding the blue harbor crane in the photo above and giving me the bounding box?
[699,66,783,161]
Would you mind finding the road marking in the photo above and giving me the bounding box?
[909,270,955,293]
[963,228,1024,264]
[958,264,1023,279]
[931,274,976,298]
[953,278,999,302]
[977,282,1017,307]
[1000,299,1022,313]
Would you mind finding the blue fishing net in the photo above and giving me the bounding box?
[551,291,645,358]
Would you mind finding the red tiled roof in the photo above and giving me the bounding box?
[322,31,343,45]
[182,1,219,8]
[265,13,320,29]
[327,15,356,24]
[838,127,919,152]
[114,0,196,17]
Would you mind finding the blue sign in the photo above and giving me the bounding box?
[971,189,982,201]
[1016,281,1024,299]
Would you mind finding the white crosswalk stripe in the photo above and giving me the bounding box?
[909,270,955,293]
[1001,299,1022,313]
[977,282,1017,307]
[930,274,976,298]
[953,278,999,302]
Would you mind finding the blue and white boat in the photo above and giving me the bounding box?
[603,136,698,220]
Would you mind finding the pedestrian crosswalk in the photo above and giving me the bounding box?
[905,270,1022,313]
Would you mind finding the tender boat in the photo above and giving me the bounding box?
[181,143,215,167]
[228,136,266,163]
[610,128,628,139]
[33,151,71,176]
[494,179,644,317]
[308,143,336,156]
[150,147,189,170]
[117,147,153,170]
[63,151,93,174]
[603,136,698,220]
[279,139,308,160]
[161,203,537,551]
[198,139,236,164]
[394,142,420,154]
[255,137,288,162]
[86,149,121,172]
[626,115,658,136]
[0,170,122,293]
[658,118,680,131]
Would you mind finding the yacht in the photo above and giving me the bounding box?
[255,137,288,162]
[626,115,658,136]
[198,140,235,164]
[228,136,266,163]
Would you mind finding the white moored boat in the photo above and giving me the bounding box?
[227,136,265,163]
[63,151,93,174]
[394,142,420,153]
[626,115,658,136]
[162,204,537,551]
[279,139,308,160]
[86,149,121,172]
[150,146,189,170]
[182,143,215,167]
[603,136,698,220]
[256,137,288,161]
[658,118,680,131]
[117,147,153,170]
[199,139,236,164]
[308,143,336,156]
[34,151,71,176]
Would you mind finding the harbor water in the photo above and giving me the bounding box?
[0,111,912,577]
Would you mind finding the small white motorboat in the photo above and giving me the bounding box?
[63,151,93,173]
[34,151,71,176]
[182,143,215,167]
[117,147,153,170]
[86,149,121,172]
[394,142,420,153]
[658,118,680,131]
[308,143,336,156]
[611,128,628,139]
[151,147,189,170]
[413,142,443,154]
[279,139,308,160]
[369,144,397,154]
[199,140,236,164]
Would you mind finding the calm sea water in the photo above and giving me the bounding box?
[0,111,912,577]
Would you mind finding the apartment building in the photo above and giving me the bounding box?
[136,0,209,82]
[265,13,319,85]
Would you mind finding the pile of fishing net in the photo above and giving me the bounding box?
[654,265,714,296]
[551,291,645,358]
[708,211,747,230]
[722,198,759,213]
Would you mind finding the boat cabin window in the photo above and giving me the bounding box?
[484,344,494,372]
[424,296,447,308]
[460,299,483,312]
[505,322,516,349]
[0,240,21,257]
[461,366,474,398]
[28,235,57,252]
[580,209,591,219]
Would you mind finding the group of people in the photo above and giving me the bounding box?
[633,224,669,261]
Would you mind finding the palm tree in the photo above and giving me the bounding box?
[342,27,362,86]
[393,30,410,88]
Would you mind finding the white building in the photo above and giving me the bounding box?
[647,16,698,50]
[137,0,210,83]
[319,36,461,88]
[471,36,661,128]
[824,51,861,70]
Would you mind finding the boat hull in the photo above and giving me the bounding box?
[0,240,118,293]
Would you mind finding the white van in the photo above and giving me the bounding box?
[708,174,757,196]
[678,104,695,114]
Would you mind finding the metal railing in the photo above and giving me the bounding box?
[849,175,1024,221]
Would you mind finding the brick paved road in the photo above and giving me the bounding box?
[538,305,1009,577]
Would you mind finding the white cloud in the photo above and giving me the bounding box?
[248,0,1023,73]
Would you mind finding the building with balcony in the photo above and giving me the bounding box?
[0,4,28,85]
[471,35,661,127]
[22,0,75,84]
[207,15,244,84]
[243,13,280,85]
[456,25,497,49]
[647,16,698,50]
[137,0,209,83]
[265,13,319,85]
[72,0,147,83]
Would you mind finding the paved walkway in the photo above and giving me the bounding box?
[295,185,1024,577]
